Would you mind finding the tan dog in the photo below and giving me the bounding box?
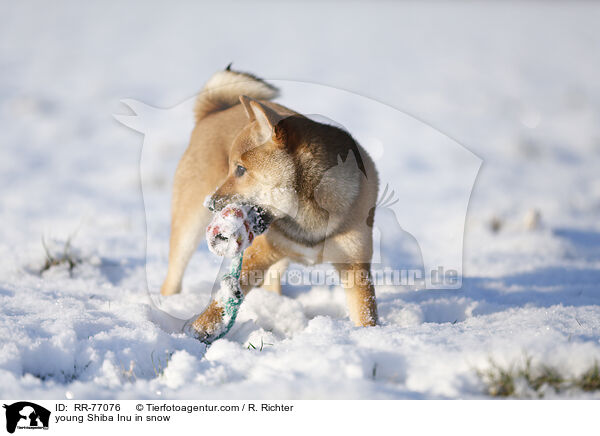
[161,66,379,337]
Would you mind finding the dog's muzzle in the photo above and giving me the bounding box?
[205,196,273,233]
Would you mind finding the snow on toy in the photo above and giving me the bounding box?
[205,204,267,258]
[184,203,270,343]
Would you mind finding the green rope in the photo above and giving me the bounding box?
[210,252,244,343]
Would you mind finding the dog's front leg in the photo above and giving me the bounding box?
[334,263,378,327]
[190,235,284,341]
[261,258,289,295]
[238,235,285,293]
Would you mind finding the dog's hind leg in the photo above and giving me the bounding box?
[161,165,213,295]
[161,205,211,296]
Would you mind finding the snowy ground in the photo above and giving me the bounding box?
[1,2,600,399]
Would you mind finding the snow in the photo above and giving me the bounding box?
[1,1,600,399]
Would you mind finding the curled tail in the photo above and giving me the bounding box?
[194,64,279,122]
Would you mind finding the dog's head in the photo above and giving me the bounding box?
[208,95,302,220]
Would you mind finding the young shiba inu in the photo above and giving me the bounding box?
[161,66,379,337]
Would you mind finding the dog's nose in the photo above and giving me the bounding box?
[207,194,229,212]
[204,195,221,212]
[206,196,216,212]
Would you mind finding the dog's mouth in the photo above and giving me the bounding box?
[205,196,273,233]
[246,204,273,234]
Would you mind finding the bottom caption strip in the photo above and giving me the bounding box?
[4,400,593,435]
[1,400,295,435]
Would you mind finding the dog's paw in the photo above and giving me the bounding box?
[182,275,244,344]
[181,316,208,342]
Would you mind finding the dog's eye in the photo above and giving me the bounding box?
[235,165,247,177]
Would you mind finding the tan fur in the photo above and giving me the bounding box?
[162,68,379,332]
[191,300,225,339]
[262,258,289,295]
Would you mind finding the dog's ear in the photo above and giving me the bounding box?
[240,95,292,147]
[239,95,256,121]
[250,100,289,146]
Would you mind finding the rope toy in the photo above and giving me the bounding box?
[183,203,269,343]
